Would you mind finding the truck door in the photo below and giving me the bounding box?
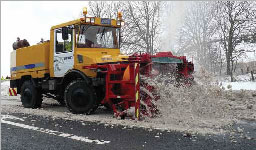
[54,27,74,77]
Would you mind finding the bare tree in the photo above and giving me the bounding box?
[88,1,106,17]
[216,1,255,81]
[177,2,218,70]
[88,1,121,18]
[120,1,162,55]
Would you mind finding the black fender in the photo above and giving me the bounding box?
[54,69,92,98]
[61,69,91,87]
[17,75,36,94]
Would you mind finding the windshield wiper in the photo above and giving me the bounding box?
[79,25,91,43]
[100,28,105,40]
[81,25,90,34]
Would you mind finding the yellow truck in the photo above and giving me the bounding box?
[9,8,142,117]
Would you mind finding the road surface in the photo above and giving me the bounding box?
[2,112,256,150]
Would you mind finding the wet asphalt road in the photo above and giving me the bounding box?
[2,112,256,150]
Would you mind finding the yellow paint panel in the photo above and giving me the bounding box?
[16,42,49,68]
[12,69,48,80]
[74,47,128,78]
[74,64,97,78]
[75,48,127,65]
[11,42,50,79]
[95,17,101,24]
[49,30,55,77]
[111,19,117,26]
[37,70,49,78]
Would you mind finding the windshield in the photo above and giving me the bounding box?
[77,25,120,49]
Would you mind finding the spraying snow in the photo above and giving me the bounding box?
[142,68,256,134]
[160,1,188,52]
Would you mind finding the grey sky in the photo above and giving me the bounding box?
[1,1,89,77]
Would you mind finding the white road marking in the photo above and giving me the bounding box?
[1,115,110,145]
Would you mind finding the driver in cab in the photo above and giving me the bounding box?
[85,31,101,48]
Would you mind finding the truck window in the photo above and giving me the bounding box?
[55,28,73,53]
[77,25,120,49]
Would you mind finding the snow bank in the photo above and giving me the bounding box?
[1,80,10,96]
[214,72,256,90]
[235,74,254,82]
[221,82,256,91]
[220,73,255,82]
[236,43,256,63]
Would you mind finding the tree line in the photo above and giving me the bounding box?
[88,1,256,81]
[175,1,256,81]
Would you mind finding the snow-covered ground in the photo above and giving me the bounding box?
[1,74,256,135]
[1,80,10,96]
[221,82,256,91]
[236,43,256,63]
[215,73,256,91]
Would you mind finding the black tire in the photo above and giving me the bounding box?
[64,80,96,114]
[21,80,42,108]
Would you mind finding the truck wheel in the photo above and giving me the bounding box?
[21,80,42,108]
[64,80,96,114]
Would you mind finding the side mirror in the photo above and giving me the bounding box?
[62,27,69,40]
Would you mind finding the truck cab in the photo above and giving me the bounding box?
[50,15,125,78]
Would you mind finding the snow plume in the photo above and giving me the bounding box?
[159,1,188,53]
[142,70,256,134]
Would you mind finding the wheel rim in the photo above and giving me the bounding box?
[71,88,89,108]
[23,88,32,104]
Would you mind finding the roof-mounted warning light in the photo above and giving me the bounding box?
[117,11,125,26]
[83,7,87,17]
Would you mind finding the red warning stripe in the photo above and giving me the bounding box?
[9,88,12,96]
[13,88,17,96]
[9,88,17,96]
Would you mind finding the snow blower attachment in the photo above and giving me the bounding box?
[84,53,163,120]
[92,51,195,119]
[129,52,194,85]
[151,52,194,86]
[84,63,142,119]
[129,53,160,118]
